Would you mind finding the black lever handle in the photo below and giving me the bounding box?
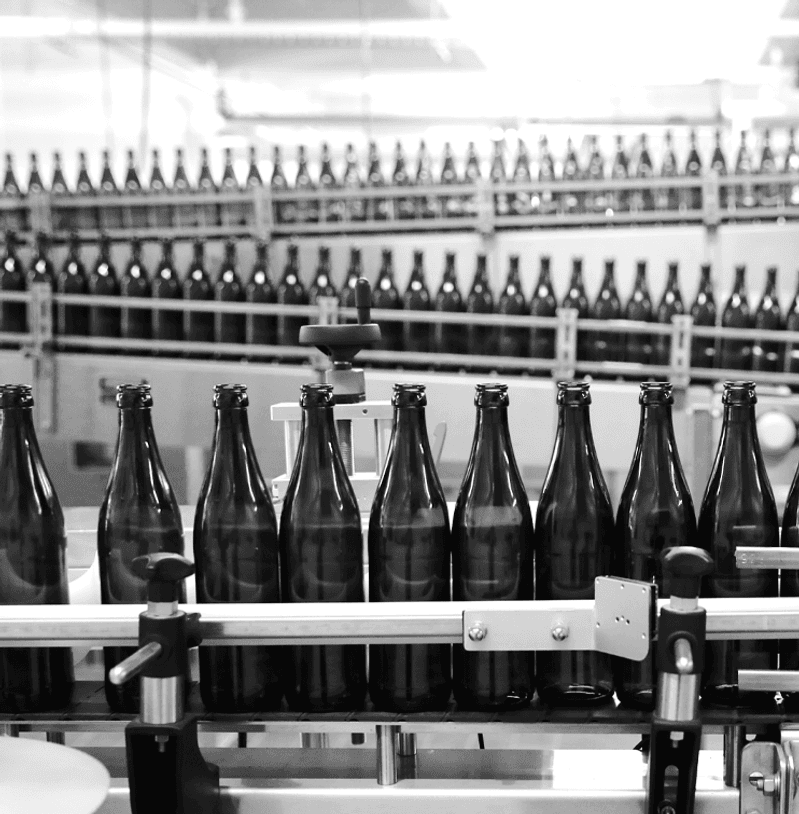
[662,546,713,600]
[355,277,371,325]
[132,553,194,603]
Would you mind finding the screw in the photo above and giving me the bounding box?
[551,625,569,642]
[468,623,487,642]
[660,805,676,814]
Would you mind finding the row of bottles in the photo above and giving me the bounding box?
[1,376,796,715]
[1,233,795,374]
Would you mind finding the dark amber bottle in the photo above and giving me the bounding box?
[535,381,615,705]
[151,238,183,348]
[751,267,783,372]
[787,272,799,375]
[0,385,74,712]
[529,256,557,360]
[624,260,653,365]
[245,241,277,346]
[402,250,433,355]
[682,129,702,212]
[589,259,623,364]
[435,251,465,355]
[690,264,717,369]
[373,248,403,352]
[56,234,89,338]
[279,384,366,711]
[614,382,697,709]
[120,238,151,343]
[698,382,778,708]
[277,244,309,346]
[452,383,533,710]
[498,255,527,358]
[88,235,121,340]
[214,239,246,347]
[182,239,214,349]
[720,265,752,370]
[369,383,451,711]
[465,253,495,357]
[0,232,26,342]
[561,257,590,361]
[309,245,337,302]
[652,262,685,366]
[195,385,282,711]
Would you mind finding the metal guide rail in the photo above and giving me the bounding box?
[3,170,799,241]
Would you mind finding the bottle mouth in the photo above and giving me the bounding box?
[556,380,591,406]
[213,383,248,409]
[116,383,152,409]
[639,381,673,405]
[393,382,426,408]
[723,380,757,405]
[475,382,509,408]
[0,383,33,408]
[300,382,334,408]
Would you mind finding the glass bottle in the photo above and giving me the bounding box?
[98,384,185,712]
[614,382,697,709]
[733,130,755,210]
[148,148,172,229]
[245,240,277,347]
[402,250,432,355]
[0,384,74,713]
[182,239,214,348]
[0,232,26,343]
[786,271,799,375]
[123,150,146,229]
[151,238,182,348]
[535,381,615,705]
[195,384,282,711]
[28,231,54,288]
[27,152,44,194]
[751,267,783,372]
[369,383,451,711]
[624,260,654,365]
[56,234,89,338]
[652,262,685,366]
[366,140,388,221]
[498,255,527,358]
[452,383,534,710]
[172,147,195,229]
[490,140,510,217]
[586,135,607,214]
[88,235,121,340]
[561,137,582,215]
[536,135,556,215]
[415,139,438,219]
[698,381,778,707]
[309,245,337,303]
[530,256,558,360]
[462,141,481,217]
[0,156,21,235]
[276,243,309,346]
[609,135,629,213]
[294,145,317,224]
[50,151,70,231]
[690,264,717,369]
[119,238,151,344]
[784,128,799,207]
[221,147,246,227]
[757,130,779,208]
[439,141,462,218]
[589,259,623,364]
[720,265,752,370]
[780,440,799,695]
[75,151,98,231]
[658,130,679,212]
[99,149,122,230]
[215,239,245,347]
[270,146,292,225]
[392,140,416,221]
[342,143,365,222]
[245,145,262,188]
[682,129,703,212]
[435,251,465,355]
[465,253,495,357]
[634,134,654,212]
[339,247,362,322]
[511,138,532,215]
[561,257,590,361]
[279,383,366,710]
[373,248,403,352]
[318,142,343,222]
[196,146,219,227]
[710,130,728,209]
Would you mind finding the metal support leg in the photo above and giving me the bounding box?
[0,725,19,737]
[398,732,417,757]
[376,725,399,786]
[184,446,205,506]
[336,419,354,476]
[301,733,329,748]
[46,732,65,745]
[723,725,745,788]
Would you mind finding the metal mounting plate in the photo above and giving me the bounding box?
[740,741,786,814]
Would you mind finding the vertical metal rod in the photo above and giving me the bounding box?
[237,732,247,749]
[0,725,19,737]
[376,725,399,786]
[301,733,329,748]
[336,418,355,475]
[46,731,65,745]
[398,732,417,757]
[723,725,745,788]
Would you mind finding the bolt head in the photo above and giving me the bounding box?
[468,623,487,642]
[551,625,569,642]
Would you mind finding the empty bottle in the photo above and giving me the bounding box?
[280,383,366,710]
[415,140,438,219]
[183,239,214,349]
[123,150,147,229]
[710,130,728,209]
[197,147,219,227]
[435,252,465,356]
[0,156,22,234]
[757,130,779,208]
[270,146,292,224]
[366,141,388,221]
[498,255,527,357]
[402,250,433,355]
[752,268,783,372]
[0,232,26,344]
[609,135,629,214]
[586,136,607,214]
[50,152,70,231]
[221,147,246,227]
[148,148,171,229]
[720,265,752,370]
[99,150,122,230]
[784,129,799,207]
[318,142,343,223]
[624,260,654,365]
[699,381,778,707]
[172,147,195,229]
[634,134,654,212]
[295,145,317,223]
[682,129,703,211]
[276,244,309,346]
[452,383,534,710]
[561,137,582,214]
[215,240,245,347]
[339,247,362,321]
[652,262,684,366]
[614,382,697,709]
[511,138,532,215]
[245,241,277,347]
[786,272,799,375]
[119,238,151,343]
[392,141,416,220]
[536,135,556,215]
[28,231,54,288]
[373,248,403,352]
[466,253,495,357]
[490,140,510,217]
[56,234,89,338]
[99,384,185,712]
[75,151,98,231]
[536,381,615,705]
[151,238,182,349]
[440,142,462,218]
[589,259,623,364]
[88,236,121,340]
[658,130,679,212]
[462,141,481,216]
[561,257,591,361]
[342,143,365,222]
[780,445,799,694]
[0,384,74,712]
[26,153,44,195]
[195,384,282,712]
[309,246,337,303]
[530,255,558,360]
[369,383,451,711]
[733,130,755,210]
[245,145,262,188]
[691,264,717,369]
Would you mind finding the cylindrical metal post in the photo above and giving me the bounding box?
[336,419,354,475]
[301,733,329,748]
[0,724,19,737]
[46,732,65,745]
[376,725,399,786]
[398,732,417,757]
[723,725,745,788]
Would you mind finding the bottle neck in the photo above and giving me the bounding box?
[0,407,37,477]
[552,404,600,475]
[111,407,162,491]
[634,403,677,464]
[389,405,435,474]
[209,407,258,482]
[297,405,341,478]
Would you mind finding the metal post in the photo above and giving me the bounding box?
[723,725,745,788]
[669,314,692,391]
[554,307,578,381]
[0,725,19,737]
[398,732,417,757]
[46,732,65,745]
[301,733,329,749]
[376,724,399,786]
[336,418,355,475]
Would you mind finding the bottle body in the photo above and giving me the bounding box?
[120,242,151,343]
[435,253,465,356]
[465,255,495,357]
[215,242,246,347]
[183,243,214,349]
[498,256,528,358]
[402,253,433,356]
[151,244,183,347]
[276,246,309,347]
[246,244,277,347]
[690,265,717,369]
[0,236,28,341]
[452,384,534,709]
[529,257,557,360]
[0,386,73,712]
[88,241,121,340]
[720,267,752,370]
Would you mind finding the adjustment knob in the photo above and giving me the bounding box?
[662,546,713,600]
[757,410,796,457]
[132,553,194,603]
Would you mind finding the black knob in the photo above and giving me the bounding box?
[661,546,713,600]
[355,277,371,325]
[132,553,194,603]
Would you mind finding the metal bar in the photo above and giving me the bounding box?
[723,725,745,788]
[736,547,799,569]
[398,732,417,757]
[375,725,399,786]
[738,669,799,693]
[301,733,329,748]
[54,335,311,358]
